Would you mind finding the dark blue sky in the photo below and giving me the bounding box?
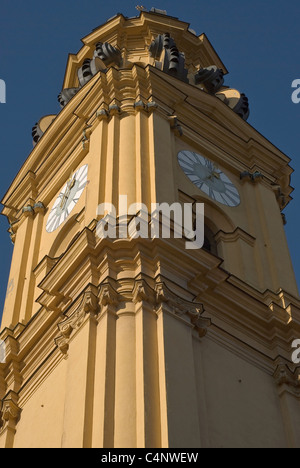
[0,0,300,317]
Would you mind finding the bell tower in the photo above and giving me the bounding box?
[1,10,300,448]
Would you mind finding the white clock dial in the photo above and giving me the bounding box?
[178,151,240,207]
[46,164,88,233]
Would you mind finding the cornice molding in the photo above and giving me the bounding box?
[215,227,256,247]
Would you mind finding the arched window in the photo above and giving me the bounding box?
[192,212,219,256]
[203,225,218,256]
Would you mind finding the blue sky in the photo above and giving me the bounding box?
[0,0,300,317]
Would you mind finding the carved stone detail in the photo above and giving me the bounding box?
[240,171,263,182]
[272,185,287,209]
[149,33,175,60]
[94,42,122,67]
[194,65,224,94]
[32,122,43,146]
[147,101,159,113]
[149,33,188,83]
[0,392,21,433]
[31,115,56,146]
[155,282,210,337]
[78,57,107,87]
[273,363,300,396]
[96,107,109,120]
[132,280,155,304]
[58,40,120,110]
[58,87,81,108]
[216,88,250,121]
[108,103,121,116]
[22,205,34,218]
[168,115,183,136]
[232,93,250,121]
[134,100,147,112]
[78,58,95,87]
[33,201,46,214]
[98,283,120,308]
[56,290,99,355]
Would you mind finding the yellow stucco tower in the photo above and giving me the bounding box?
[1,10,300,449]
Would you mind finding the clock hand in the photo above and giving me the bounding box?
[60,176,76,210]
[205,172,220,181]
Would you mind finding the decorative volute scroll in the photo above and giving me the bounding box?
[58,40,122,109]
[194,65,224,94]
[58,87,81,108]
[43,14,250,123]
[55,289,99,355]
[132,279,156,305]
[32,115,56,146]
[94,42,122,67]
[149,32,249,120]
[231,93,250,120]
[33,201,46,213]
[28,12,251,143]
[78,59,97,87]
[77,57,107,87]
[31,123,43,146]
[240,171,264,182]
[149,33,176,59]
[216,88,250,121]
[273,362,300,396]
[155,282,210,338]
[149,33,188,83]
[98,283,120,309]
[0,391,21,435]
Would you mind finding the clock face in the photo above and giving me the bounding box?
[178,151,240,207]
[46,164,88,233]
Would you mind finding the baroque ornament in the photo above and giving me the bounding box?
[94,42,122,67]
[155,282,210,338]
[32,115,56,146]
[149,33,188,82]
[55,290,99,355]
[194,65,224,94]
[149,33,249,120]
[58,40,121,109]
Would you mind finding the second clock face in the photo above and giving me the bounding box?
[46,164,88,233]
[178,151,240,207]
